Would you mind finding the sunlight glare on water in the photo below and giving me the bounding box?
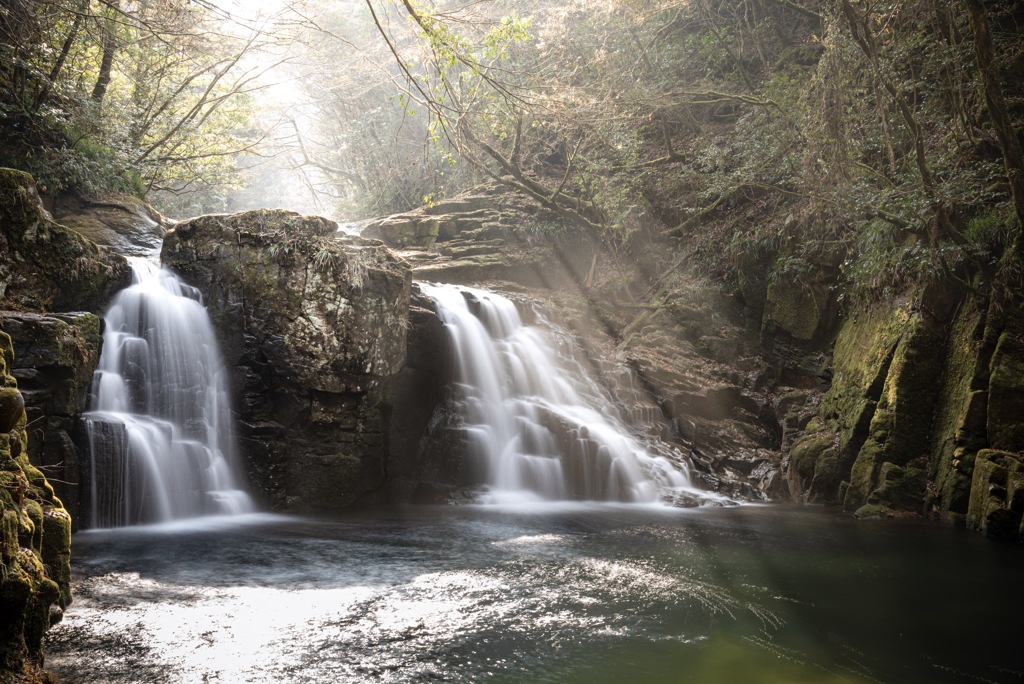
[45,506,1024,684]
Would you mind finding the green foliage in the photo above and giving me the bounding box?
[0,0,266,211]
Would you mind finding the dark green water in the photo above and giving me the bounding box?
[45,504,1024,683]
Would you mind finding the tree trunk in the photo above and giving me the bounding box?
[91,1,121,104]
[35,0,88,110]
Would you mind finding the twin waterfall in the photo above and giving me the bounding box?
[85,262,699,527]
[85,260,253,527]
[421,283,695,505]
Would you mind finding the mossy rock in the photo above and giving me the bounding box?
[0,325,73,679]
[987,324,1024,452]
[966,449,1024,539]
[40,510,71,606]
[766,279,829,341]
[865,458,927,512]
[0,168,131,312]
[787,433,839,503]
[843,314,944,509]
[853,503,893,520]
[0,387,25,433]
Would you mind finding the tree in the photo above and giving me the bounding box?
[0,0,294,213]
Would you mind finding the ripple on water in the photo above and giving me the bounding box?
[45,507,1024,684]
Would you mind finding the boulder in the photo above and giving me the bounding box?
[0,168,130,312]
[162,209,412,512]
[52,192,167,257]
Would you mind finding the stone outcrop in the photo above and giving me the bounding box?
[363,185,596,290]
[782,278,1024,535]
[381,287,473,503]
[0,313,103,529]
[51,193,166,257]
[0,168,130,312]
[0,327,72,681]
[162,209,413,512]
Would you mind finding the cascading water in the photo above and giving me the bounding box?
[421,282,701,505]
[84,258,254,527]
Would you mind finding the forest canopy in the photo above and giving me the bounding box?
[1,0,1022,298]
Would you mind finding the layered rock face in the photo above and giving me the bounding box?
[162,210,412,512]
[783,281,1024,537]
[362,185,597,290]
[0,328,72,680]
[0,314,102,529]
[0,168,131,312]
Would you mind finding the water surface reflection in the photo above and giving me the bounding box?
[46,505,1024,683]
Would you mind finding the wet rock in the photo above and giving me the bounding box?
[380,287,469,502]
[52,193,167,257]
[162,209,412,512]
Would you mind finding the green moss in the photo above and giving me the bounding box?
[40,511,71,607]
[766,279,828,340]
[866,458,927,512]
[853,503,892,519]
[843,314,945,509]
[967,449,1024,539]
[987,322,1024,451]
[787,433,838,503]
[928,292,989,514]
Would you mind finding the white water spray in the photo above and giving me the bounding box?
[421,283,700,505]
[84,259,254,527]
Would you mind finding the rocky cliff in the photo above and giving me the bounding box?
[162,210,413,512]
[0,328,72,683]
[0,170,140,682]
[784,280,1024,536]
[0,314,102,532]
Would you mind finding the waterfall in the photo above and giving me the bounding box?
[84,258,254,527]
[420,283,699,505]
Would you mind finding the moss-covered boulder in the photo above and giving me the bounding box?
[0,168,130,312]
[0,329,72,682]
[786,432,840,504]
[765,278,831,341]
[162,209,412,512]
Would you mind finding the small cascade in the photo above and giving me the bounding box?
[84,259,254,527]
[420,283,700,505]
